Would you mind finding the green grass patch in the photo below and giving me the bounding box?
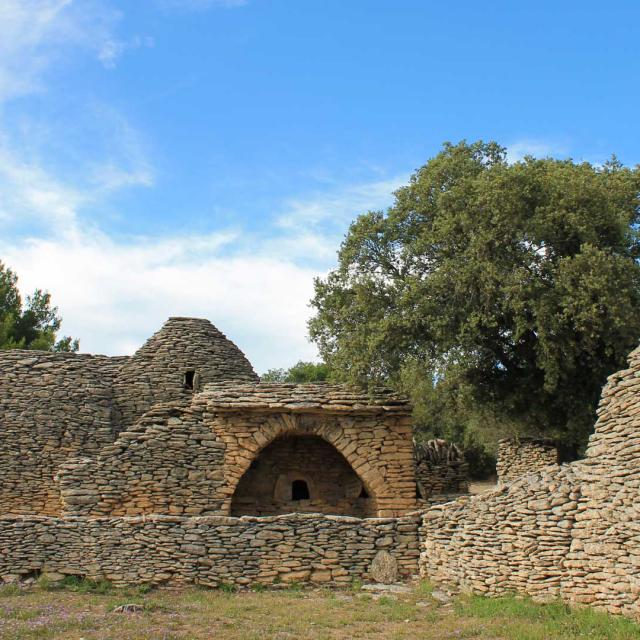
[458,594,640,640]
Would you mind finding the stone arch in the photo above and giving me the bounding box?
[229,431,378,517]
[214,412,391,516]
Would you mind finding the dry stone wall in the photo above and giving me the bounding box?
[230,435,376,517]
[496,437,559,483]
[199,383,418,517]
[561,348,640,617]
[56,383,417,519]
[0,351,126,515]
[57,402,227,517]
[419,344,640,618]
[113,317,257,429]
[414,439,469,505]
[420,465,580,599]
[0,513,421,588]
[0,318,259,517]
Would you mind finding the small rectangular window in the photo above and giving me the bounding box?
[184,370,196,390]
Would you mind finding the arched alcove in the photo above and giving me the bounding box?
[230,434,377,517]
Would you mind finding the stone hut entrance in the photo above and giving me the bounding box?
[230,434,377,517]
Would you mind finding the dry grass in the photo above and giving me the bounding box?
[0,579,638,640]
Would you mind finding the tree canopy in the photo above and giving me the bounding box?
[309,141,640,460]
[261,360,331,383]
[0,261,78,352]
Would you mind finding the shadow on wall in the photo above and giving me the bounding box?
[230,434,377,517]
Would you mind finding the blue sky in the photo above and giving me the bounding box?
[1,0,639,372]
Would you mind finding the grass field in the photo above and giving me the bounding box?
[1,579,639,640]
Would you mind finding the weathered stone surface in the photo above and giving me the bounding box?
[0,512,421,588]
[419,343,640,619]
[496,438,559,483]
[369,550,398,584]
[414,439,469,506]
[0,317,419,521]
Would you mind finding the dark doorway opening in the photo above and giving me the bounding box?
[291,479,310,501]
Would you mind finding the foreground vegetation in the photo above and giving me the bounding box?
[0,579,638,640]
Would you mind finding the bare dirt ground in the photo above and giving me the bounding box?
[469,479,498,495]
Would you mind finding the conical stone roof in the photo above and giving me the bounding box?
[113,317,257,428]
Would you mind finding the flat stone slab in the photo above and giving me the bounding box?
[361,583,412,594]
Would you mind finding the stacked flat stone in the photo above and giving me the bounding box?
[420,465,580,599]
[561,345,640,617]
[0,352,125,515]
[0,513,420,588]
[56,382,417,519]
[414,439,469,504]
[0,318,258,516]
[113,317,258,429]
[200,382,411,414]
[496,437,559,484]
[419,343,640,618]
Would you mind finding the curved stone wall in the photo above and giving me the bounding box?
[230,434,377,517]
[419,344,640,618]
[56,383,417,519]
[113,317,258,429]
[0,351,125,515]
[0,317,259,516]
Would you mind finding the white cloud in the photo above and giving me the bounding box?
[0,156,403,372]
[98,35,155,69]
[0,0,402,374]
[506,139,569,163]
[0,147,85,231]
[277,175,406,232]
[0,0,121,101]
[1,228,321,374]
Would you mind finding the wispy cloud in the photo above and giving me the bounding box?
[98,35,155,69]
[506,139,570,163]
[0,0,400,373]
[277,176,406,231]
[0,155,402,370]
[0,0,122,101]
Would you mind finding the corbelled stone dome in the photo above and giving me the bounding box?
[113,317,257,428]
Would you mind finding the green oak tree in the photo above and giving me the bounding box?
[309,141,640,459]
[0,261,79,351]
[261,360,331,383]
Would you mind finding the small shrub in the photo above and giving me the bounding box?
[58,576,114,594]
[251,582,267,592]
[36,574,55,591]
[0,583,22,597]
[136,583,153,595]
[417,580,434,596]
[350,578,363,592]
[219,582,237,594]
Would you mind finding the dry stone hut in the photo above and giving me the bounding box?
[0,317,417,520]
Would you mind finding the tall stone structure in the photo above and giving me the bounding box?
[0,317,417,519]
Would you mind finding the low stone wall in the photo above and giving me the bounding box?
[0,513,420,588]
[419,345,640,618]
[414,439,469,506]
[496,437,559,483]
[420,465,580,599]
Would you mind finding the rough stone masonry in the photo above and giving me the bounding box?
[5,316,640,619]
[0,317,423,587]
[420,343,640,618]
